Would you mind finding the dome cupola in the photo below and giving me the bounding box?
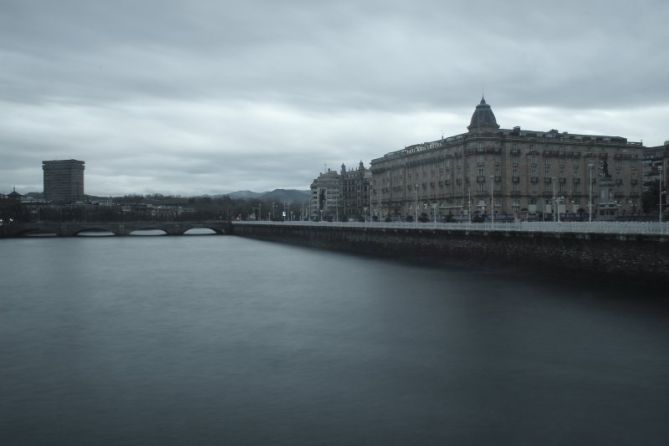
[467,97,500,133]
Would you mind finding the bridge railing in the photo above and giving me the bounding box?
[232,220,669,236]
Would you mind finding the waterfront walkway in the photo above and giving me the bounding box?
[233,220,669,236]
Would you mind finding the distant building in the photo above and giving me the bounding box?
[42,159,85,204]
[1,188,23,223]
[340,162,371,221]
[309,162,371,221]
[642,141,669,216]
[370,98,644,221]
[7,187,22,201]
[643,142,669,188]
[310,169,341,221]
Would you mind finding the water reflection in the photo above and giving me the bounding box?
[128,229,168,236]
[76,230,115,237]
[0,236,667,445]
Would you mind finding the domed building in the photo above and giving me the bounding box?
[7,187,22,201]
[370,97,643,221]
[467,97,500,133]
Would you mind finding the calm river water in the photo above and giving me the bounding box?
[1,235,668,445]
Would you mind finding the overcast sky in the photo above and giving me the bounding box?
[1,0,668,196]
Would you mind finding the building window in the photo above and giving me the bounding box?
[512,162,519,176]
[544,160,551,176]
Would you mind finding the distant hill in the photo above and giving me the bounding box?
[225,189,310,204]
[261,189,310,203]
[226,190,262,200]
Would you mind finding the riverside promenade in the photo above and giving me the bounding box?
[232,220,669,284]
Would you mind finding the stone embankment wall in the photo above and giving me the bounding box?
[231,224,669,284]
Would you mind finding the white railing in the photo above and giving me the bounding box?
[232,220,669,236]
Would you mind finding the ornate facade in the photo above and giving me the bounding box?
[370,99,644,221]
[310,162,370,221]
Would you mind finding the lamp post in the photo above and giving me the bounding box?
[552,177,557,222]
[660,166,664,223]
[334,196,338,222]
[415,184,419,223]
[468,186,472,224]
[489,176,494,225]
[369,185,373,222]
[588,163,594,222]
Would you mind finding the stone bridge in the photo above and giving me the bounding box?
[0,220,232,237]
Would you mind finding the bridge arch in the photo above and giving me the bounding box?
[182,226,226,235]
[14,228,58,237]
[184,228,215,235]
[74,228,117,236]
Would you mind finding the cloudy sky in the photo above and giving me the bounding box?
[1,0,668,196]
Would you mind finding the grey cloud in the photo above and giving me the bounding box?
[3,0,667,108]
[1,0,668,194]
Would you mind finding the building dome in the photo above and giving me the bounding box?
[8,187,21,199]
[467,97,500,132]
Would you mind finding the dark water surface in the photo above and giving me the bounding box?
[1,236,668,445]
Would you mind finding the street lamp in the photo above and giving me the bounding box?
[335,196,339,222]
[468,186,472,224]
[489,176,494,225]
[552,177,557,223]
[369,186,373,222]
[660,165,664,223]
[588,163,594,222]
[415,184,419,223]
